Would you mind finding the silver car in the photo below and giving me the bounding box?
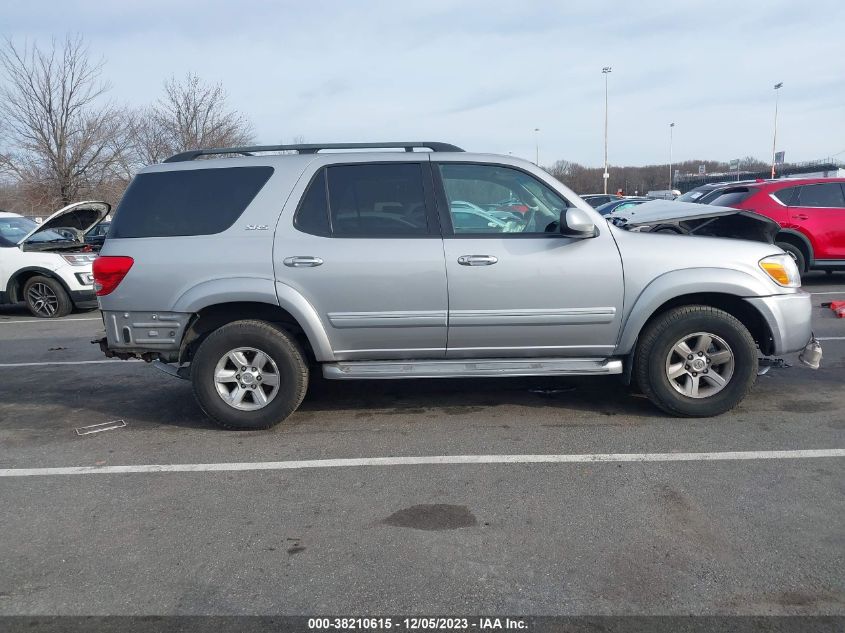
[94,142,818,429]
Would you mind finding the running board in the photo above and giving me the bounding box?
[322,357,623,380]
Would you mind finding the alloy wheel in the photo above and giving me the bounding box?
[27,282,59,317]
[665,331,735,399]
[213,347,281,411]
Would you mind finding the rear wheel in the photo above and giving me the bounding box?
[776,241,806,273]
[634,306,757,417]
[191,320,309,430]
[23,275,72,318]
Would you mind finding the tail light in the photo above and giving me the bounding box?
[92,256,134,296]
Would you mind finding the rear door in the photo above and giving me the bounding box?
[274,158,448,360]
[790,183,845,261]
[433,161,624,359]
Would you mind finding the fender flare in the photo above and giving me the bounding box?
[172,277,335,361]
[774,229,814,266]
[615,267,776,355]
[6,266,71,303]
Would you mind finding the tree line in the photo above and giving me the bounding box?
[546,157,769,196]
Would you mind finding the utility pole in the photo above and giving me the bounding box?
[602,67,612,194]
[669,122,675,190]
[771,82,783,178]
[534,128,540,165]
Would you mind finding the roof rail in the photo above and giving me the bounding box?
[163,142,464,163]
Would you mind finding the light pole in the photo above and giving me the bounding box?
[534,128,540,165]
[602,67,611,194]
[771,82,783,178]
[669,122,675,190]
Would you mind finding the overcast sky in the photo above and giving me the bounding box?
[5,0,845,166]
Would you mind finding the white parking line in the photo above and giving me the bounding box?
[1,449,842,478]
[0,359,140,368]
[0,317,101,325]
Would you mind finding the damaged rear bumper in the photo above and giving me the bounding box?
[96,310,192,362]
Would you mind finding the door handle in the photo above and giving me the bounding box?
[457,255,498,266]
[792,214,809,220]
[283,256,323,268]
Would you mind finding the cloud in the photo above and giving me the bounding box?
[3,0,844,164]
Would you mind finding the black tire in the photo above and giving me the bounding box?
[776,241,806,273]
[191,320,309,430]
[23,275,72,318]
[634,306,757,417]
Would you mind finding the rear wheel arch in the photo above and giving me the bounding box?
[179,301,324,365]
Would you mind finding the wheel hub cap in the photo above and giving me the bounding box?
[665,331,735,399]
[213,347,281,411]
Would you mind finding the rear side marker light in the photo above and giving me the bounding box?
[92,256,134,296]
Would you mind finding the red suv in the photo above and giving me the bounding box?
[705,178,845,273]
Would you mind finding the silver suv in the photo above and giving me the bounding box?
[94,142,818,429]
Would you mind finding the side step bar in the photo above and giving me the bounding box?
[322,357,622,380]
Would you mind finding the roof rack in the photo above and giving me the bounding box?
[163,142,464,163]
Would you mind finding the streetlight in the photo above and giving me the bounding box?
[669,122,675,190]
[771,82,783,178]
[602,67,612,194]
[534,128,540,165]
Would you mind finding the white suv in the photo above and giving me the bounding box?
[0,201,109,318]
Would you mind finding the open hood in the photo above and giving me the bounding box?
[609,200,779,243]
[19,201,110,245]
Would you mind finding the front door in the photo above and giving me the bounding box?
[433,161,624,358]
[274,160,448,360]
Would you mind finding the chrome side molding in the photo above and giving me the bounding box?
[322,357,623,380]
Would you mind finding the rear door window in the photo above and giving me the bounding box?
[796,183,845,208]
[110,166,274,238]
[327,163,431,236]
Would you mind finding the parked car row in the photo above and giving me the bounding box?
[607,178,845,273]
[0,203,109,317]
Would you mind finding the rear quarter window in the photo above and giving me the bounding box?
[772,186,797,205]
[110,166,274,238]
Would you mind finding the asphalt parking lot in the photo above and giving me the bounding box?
[0,273,843,617]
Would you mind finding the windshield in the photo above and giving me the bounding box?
[677,188,710,203]
[0,216,74,245]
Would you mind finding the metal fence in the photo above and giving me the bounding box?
[675,159,844,193]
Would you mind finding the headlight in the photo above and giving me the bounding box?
[61,253,97,266]
[759,254,801,288]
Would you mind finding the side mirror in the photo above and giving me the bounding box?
[560,208,597,238]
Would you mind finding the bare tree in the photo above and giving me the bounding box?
[131,73,253,165]
[0,35,131,207]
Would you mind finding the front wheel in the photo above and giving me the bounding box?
[191,320,309,430]
[634,306,757,417]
